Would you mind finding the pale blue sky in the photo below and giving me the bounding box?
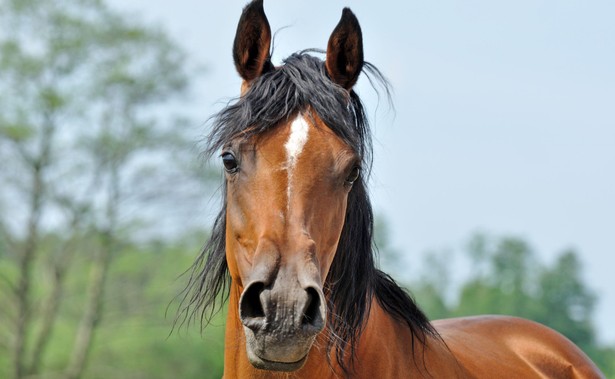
[110,0,615,343]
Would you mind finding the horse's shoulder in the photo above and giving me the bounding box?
[432,315,604,378]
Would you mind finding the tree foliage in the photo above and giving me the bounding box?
[409,233,615,377]
[0,0,213,378]
[0,233,225,379]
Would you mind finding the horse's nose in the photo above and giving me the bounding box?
[239,281,325,333]
[301,286,324,330]
[239,281,266,330]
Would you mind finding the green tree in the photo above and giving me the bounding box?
[411,250,453,320]
[454,236,541,319]
[1,231,226,379]
[0,0,210,378]
[410,233,615,377]
[535,250,596,351]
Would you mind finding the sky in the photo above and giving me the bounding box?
[109,0,615,343]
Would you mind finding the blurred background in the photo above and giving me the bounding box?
[1,0,613,378]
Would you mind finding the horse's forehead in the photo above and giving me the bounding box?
[254,113,348,167]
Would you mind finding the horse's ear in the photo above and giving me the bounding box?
[326,8,364,90]
[233,0,272,83]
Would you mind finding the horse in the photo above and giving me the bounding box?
[180,1,604,377]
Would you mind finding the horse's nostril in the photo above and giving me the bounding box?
[302,287,323,328]
[240,282,266,325]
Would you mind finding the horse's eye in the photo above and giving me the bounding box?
[222,152,239,173]
[346,166,361,184]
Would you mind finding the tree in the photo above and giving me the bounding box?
[535,250,596,351]
[411,249,453,320]
[409,233,614,377]
[1,231,226,379]
[0,0,209,378]
[455,236,542,319]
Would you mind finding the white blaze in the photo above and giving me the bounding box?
[284,115,310,208]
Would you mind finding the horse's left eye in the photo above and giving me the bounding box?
[346,166,361,184]
[222,152,239,173]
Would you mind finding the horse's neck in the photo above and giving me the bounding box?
[352,298,463,377]
[223,286,461,378]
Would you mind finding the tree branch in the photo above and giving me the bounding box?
[65,163,120,379]
[12,109,56,379]
[27,212,83,376]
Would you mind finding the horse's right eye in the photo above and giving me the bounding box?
[222,152,239,173]
[346,166,361,185]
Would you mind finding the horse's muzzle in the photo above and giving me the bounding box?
[239,279,326,371]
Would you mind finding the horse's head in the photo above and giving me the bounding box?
[217,0,366,371]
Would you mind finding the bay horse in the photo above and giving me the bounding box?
[181,1,604,377]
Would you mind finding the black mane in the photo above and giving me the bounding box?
[177,52,438,372]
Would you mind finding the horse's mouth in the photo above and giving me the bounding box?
[248,352,308,372]
[243,323,318,371]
